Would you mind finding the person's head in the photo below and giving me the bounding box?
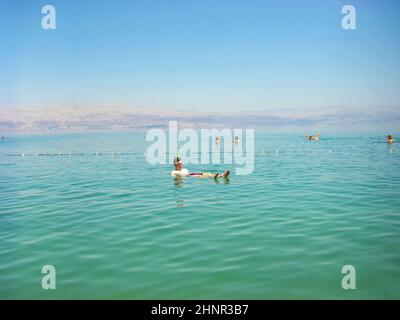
[387,135,392,139]
[173,156,183,170]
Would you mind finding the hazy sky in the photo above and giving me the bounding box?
[1,0,400,111]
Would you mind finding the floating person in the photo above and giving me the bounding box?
[215,136,220,145]
[386,135,395,144]
[306,133,320,141]
[171,156,230,178]
[233,136,239,144]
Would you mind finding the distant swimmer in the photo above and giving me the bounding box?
[1,136,4,139]
[233,136,239,144]
[386,135,395,144]
[171,156,230,178]
[215,136,220,145]
[306,133,320,141]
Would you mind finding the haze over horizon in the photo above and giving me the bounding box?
[1,104,399,133]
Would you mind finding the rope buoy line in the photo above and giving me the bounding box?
[1,151,272,157]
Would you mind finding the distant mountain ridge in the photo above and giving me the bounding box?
[1,105,399,133]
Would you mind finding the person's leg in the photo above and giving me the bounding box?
[221,170,230,177]
[215,170,230,178]
[190,170,230,178]
[212,170,231,178]
[200,172,216,178]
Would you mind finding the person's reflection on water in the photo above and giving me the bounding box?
[174,176,184,188]
[388,144,398,154]
[173,177,185,207]
[214,177,230,185]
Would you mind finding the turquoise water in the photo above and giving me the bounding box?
[1,132,399,299]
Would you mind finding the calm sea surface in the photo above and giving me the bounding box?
[0,132,399,299]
